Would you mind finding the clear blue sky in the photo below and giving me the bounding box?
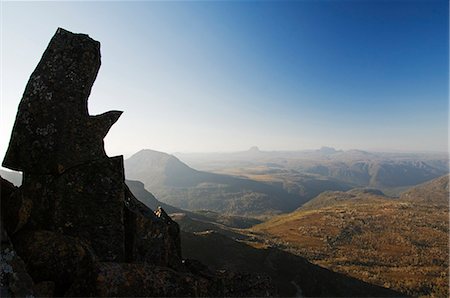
[1,0,448,158]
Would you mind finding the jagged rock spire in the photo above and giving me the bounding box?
[2,28,122,174]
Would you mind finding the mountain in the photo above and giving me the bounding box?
[125,149,300,217]
[306,159,448,191]
[400,174,449,205]
[251,177,449,297]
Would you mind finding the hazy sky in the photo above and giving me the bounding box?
[1,0,448,160]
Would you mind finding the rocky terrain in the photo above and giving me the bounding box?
[0,28,275,297]
[252,176,449,297]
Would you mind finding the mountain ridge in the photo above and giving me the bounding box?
[125,149,301,217]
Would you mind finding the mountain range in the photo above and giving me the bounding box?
[175,147,448,195]
[124,148,448,217]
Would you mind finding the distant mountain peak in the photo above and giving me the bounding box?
[318,146,338,154]
[248,146,260,152]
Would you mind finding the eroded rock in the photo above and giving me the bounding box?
[2,28,121,175]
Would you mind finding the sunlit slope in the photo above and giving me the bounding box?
[252,176,449,297]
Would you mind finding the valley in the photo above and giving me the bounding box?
[124,150,449,298]
[3,148,448,297]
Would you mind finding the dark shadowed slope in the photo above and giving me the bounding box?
[181,231,404,297]
[125,179,182,213]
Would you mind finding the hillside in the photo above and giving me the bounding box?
[252,176,449,297]
[125,149,301,217]
[181,231,403,297]
[126,179,261,231]
[126,176,403,296]
[299,188,388,211]
[400,175,449,205]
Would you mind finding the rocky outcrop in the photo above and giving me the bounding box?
[1,28,275,297]
[2,27,119,175]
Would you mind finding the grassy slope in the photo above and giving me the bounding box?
[251,176,449,297]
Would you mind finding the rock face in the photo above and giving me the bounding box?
[3,28,120,175]
[1,28,275,297]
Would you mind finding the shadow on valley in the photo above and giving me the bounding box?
[181,231,405,297]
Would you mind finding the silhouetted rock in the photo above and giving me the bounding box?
[1,177,32,235]
[52,157,125,261]
[12,230,96,296]
[2,28,122,175]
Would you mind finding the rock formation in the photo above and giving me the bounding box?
[1,28,275,297]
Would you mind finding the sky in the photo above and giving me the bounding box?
[1,0,448,160]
